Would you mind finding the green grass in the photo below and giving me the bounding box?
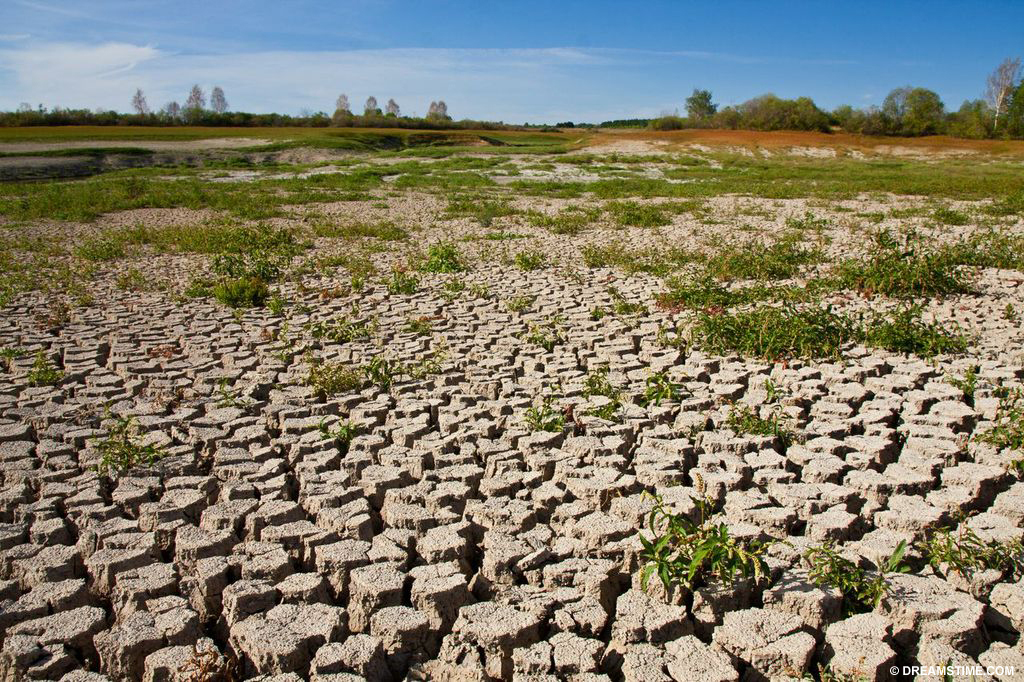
[725,403,794,447]
[26,351,63,387]
[804,540,908,615]
[837,229,972,297]
[976,390,1024,451]
[861,305,967,357]
[93,414,164,476]
[702,234,821,281]
[581,243,699,276]
[514,248,548,271]
[606,200,671,227]
[692,305,859,360]
[211,277,270,308]
[418,242,468,273]
[305,361,363,398]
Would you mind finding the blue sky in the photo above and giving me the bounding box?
[1,0,1022,122]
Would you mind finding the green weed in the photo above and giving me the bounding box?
[305,361,363,398]
[419,242,468,273]
[639,370,684,406]
[726,403,794,448]
[639,487,772,591]
[93,414,164,476]
[27,351,63,387]
[514,249,548,271]
[524,393,566,433]
[920,521,1024,581]
[804,540,908,615]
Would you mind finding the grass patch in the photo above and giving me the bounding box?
[725,403,794,448]
[861,305,967,357]
[211,277,270,308]
[93,414,164,476]
[837,229,971,297]
[514,249,548,271]
[606,201,671,227]
[418,242,468,273]
[804,540,908,615]
[692,305,858,360]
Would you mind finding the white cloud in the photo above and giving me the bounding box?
[0,41,861,120]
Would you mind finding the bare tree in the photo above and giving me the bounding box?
[364,96,378,116]
[986,57,1022,129]
[131,88,149,115]
[163,101,181,120]
[210,86,228,114]
[385,98,400,116]
[335,94,350,113]
[185,84,206,111]
[16,102,32,113]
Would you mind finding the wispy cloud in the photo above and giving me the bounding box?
[0,41,864,119]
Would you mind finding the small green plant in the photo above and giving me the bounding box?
[75,236,125,262]
[363,356,402,389]
[725,403,794,448]
[116,268,151,292]
[919,520,1024,581]
[307,315,375,342]
[93,414,164,476]
[763,378,788,403]
[27,351,63,387]
[606,200,670,227]
[804,540,908,615]
[932,206,970,226]
[692,305,858,360]
[1005,304,1018,322]
[267,295,286,315]
[639,485,772,592]
[506,295,534,312]
[524,393,566,433]
[212,277,270,308]
[305,361,363,398]
[861,305,967,358]
[639,370,683,406]
[837,229,970,298]
[215,378,253,408]
[976,389,1024,451]
[514,249,548,271]
[703,234,820,281]
[387,268,420,295]
[523,320,565,352]
[318,417,361,454]
[0,347,25,372]
[582,366,623,420]
[946,365,979,405]
[404,317,433,336]
[608,287,647,316]
[420,242,468,273]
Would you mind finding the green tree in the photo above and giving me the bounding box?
[1005,81,1024,138]
[948,99,993,139]
[685,88,717,121]
[902,88,945,136]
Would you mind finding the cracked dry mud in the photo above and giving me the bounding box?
[2,143,1024,682]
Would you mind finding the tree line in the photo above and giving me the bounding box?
[641,57,1024,139]
[2,57,1023,138]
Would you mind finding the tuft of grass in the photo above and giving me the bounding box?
[946,365,979,405]
[212,277,270,308]
[582,366,623,421]
[524,393,566,433]
[419,242,468,273]
[307,315,375,342]
[861,305,967,357]
[941,229,1024,271]
[444,196,518,227]
[703,234,821,281]
[506,295,534,312]
[639,370,684,406]
[523,319,565,352]
[75,236,126,262]
[27,351,64,387]
[528,205,602,236]
[582,243,699,276]
[725,403,794,448]
[639,489,772,592]
[976,389,1024,451]
[514,249,548,271]
[318,418,362,454]
[404,316,433,336]
[387,268,420,295]
[93,414,164,476]
[932,206,970,225]
[804,540,908,615]
[305,361,363,398]
[606,201,670,227]
[920,521,1024,581]
[692,305,858,360]
[836,229,971,297]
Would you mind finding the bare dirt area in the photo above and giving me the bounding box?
[1,139,1024,681]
